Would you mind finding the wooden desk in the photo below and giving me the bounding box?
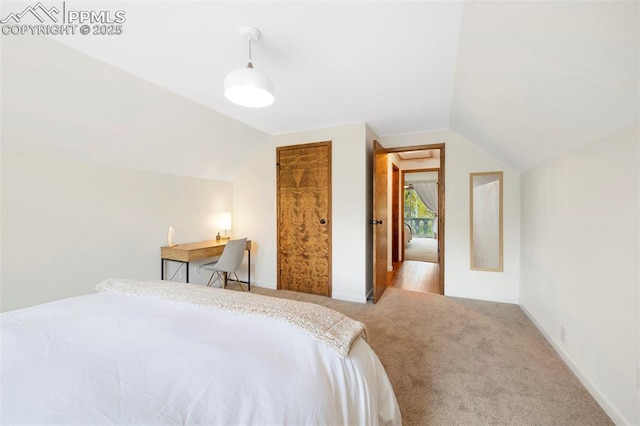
[161,239,251,290]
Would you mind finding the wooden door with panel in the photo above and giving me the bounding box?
[276,142,332,297]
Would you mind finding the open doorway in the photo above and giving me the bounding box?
[386,145,444,295]
[403,169,439,263]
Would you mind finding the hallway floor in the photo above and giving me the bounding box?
[387,260,440,294]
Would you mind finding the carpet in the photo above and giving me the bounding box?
[249,286,612,426]
[405,237,438,263]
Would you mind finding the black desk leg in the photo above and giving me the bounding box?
[248,249,251,291]
[162,260,189,282]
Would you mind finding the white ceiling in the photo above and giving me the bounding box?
[450,1,639,170]
[11,1,640,172]
[48,1,463,137]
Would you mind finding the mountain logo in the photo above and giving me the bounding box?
[0,2,60,24]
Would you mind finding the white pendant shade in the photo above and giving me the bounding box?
[224,26,275,108]
[224,66,275,108]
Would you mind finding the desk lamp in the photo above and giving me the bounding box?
[216,212,232,240]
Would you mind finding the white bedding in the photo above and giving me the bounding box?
[1,288,401,425]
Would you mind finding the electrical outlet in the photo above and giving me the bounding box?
[195,266,201,275]
[560,325,566,344]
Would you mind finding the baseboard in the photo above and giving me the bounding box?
[332,292,367,304]
[519,304,627,425]
[249,283,367,304]
[444,290,518,305]
[246,281,276,290]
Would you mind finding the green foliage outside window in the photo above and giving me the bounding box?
[404,189,435,219]
[404,188,435,238]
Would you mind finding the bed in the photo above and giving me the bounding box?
[0,279,401,425]
[404,222,413,245]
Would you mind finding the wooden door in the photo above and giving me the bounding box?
[372,140,388,303]
[391,164,400,263]
[277,142,331,296]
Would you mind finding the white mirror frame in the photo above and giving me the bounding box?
[470,171,503,272]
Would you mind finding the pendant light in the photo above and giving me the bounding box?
[224,26,275,108]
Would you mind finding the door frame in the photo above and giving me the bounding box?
[384,143,445,294]
[391,164,400,264]
[401,167,440,262]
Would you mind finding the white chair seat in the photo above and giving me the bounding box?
[202,238,247,290]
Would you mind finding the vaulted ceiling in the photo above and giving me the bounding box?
[16,1,640,171]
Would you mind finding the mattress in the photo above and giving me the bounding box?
[0,283,401,425]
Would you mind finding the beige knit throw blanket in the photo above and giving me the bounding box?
[96,278,367,358]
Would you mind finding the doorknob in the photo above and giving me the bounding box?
[369,219,383,225]
[320,219,326,224]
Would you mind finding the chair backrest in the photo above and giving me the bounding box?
[215,238,247,273]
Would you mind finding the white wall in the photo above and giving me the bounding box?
[0,152,231,312]
[1,36,269,182]
[520,124,639,425]
[1,36,266,311]
[381,130,520,303]
[233,124,369,303]
[404,171,438,183]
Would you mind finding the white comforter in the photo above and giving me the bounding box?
[1,290,401,425]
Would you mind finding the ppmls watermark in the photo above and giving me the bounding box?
[1,2,126,36]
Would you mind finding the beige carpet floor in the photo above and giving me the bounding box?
[249,286,612,426]
[405,237,438,263]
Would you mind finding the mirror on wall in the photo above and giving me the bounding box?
[470,171,503,272]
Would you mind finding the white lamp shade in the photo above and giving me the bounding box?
[215,212,232,231]
[224,67,275,108]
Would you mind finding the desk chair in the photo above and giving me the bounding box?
[202,238,247,291]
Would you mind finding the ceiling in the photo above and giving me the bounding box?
[47,1,463,138]
[397,150,437,162]
[11,1,640,172]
